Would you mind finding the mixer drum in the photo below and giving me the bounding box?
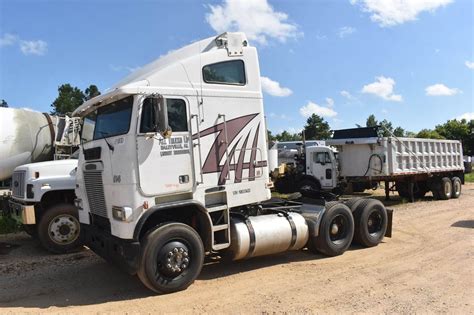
[227,213,309,260]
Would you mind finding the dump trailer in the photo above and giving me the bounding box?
[274,126,465,201]
[72,32,392,294]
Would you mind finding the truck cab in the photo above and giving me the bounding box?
[305,146,338,190]
[9,153,82,253]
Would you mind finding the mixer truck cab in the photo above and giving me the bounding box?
[72,32,391,294]
[9,151,82,253]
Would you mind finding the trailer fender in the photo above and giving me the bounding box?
[299,203,326,237]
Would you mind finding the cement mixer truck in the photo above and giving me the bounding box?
[1,107,83,253]
[72,32,392,294]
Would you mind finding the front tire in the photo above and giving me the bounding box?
[308,202,354,256]
[137,223,204,294]
[37,203,82,254]
[353,199,388,247]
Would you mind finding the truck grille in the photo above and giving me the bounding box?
[12,171,26,198]
[84,171,108,218]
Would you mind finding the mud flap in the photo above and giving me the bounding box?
[385,208,393,238]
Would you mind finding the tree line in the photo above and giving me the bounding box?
[2,84,472,155]
[269,113,473,156]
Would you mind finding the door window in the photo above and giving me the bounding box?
[313,152,331,164]
[140,98,188,133]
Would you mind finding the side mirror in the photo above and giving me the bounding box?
[151,95,172,138]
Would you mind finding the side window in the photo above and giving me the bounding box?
[202,60,246,85]
[140,98,188,133]
[167,99,187,132]
[313,152,331,164]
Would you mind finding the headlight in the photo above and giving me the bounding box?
[112,206,133,222]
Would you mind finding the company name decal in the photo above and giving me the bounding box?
[159,136,190,157]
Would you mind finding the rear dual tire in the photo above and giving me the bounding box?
[352,199,388,247]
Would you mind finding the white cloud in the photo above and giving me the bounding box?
[0,33,47,56]
[19,40,47,56]
[269,112,291,120]
[206,0,302,45]
[260,76,292,97]
[381,109,388,114]
[110,64,141,73]
[425,83,461,96]
[0,33,18,46]
[362,76,402,102]
[457,112,474,121]
[325,97,334,107]
[351,0,453,27]
[340,90,354,99]
[338,26,356,38]
[465,61,474,70]
[299,101,338,118]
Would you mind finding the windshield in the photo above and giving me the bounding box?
[80,96,133,141]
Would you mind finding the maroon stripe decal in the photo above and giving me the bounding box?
[234,131,251,183]
[248,123,260,181]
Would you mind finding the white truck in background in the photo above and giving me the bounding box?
[72,32,392,294]
[274,126,466,201]
[8,152,82,253]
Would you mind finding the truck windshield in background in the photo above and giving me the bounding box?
[80,96,134,142]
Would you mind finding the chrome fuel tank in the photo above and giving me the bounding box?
[227,212,309,260]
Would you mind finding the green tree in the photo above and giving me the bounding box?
[435,119,473,155]
[0,99,8,108]
[366,114,377,127]
[51,84,86,115]
[393,126,405,137]
[84,84,101,100]
[303,114,332,140]
[416,129,444,139]
[275,130,301,142]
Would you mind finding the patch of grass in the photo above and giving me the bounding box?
[465,173,474,183]
[0,215,20,234]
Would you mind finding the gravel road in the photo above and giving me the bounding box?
[1,184,473,314]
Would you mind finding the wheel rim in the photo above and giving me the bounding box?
[454,181,461,195]
[444,182,451,196]
[156,240,191,278]
[48,214,80,245]
[367,210,383,236]
[329,214,349,245]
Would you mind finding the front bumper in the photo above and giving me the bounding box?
[8,200,36,224]
[81,223,140,275]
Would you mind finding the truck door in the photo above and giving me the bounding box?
[137,96,194,196]
[309,150,336,189]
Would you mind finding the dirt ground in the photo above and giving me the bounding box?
[1,184,473,314]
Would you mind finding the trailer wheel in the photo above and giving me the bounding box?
[37,203,82,254]
[343,198,364,212]
[436,177,452,200]
[137,222,204,294]
[353,199,387,247]
[451,177,462,199]
[309,203,354,256]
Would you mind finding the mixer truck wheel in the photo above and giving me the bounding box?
[352,199,387,247]
[451,177,461,199]
[308,203,354,256]
[137,222,204,294]
[37,203,82,254]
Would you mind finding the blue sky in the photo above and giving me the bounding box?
[0,0,473,134]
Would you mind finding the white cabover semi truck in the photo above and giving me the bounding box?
[72,32,392,294]
[274,126,465,201]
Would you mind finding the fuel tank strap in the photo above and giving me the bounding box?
[286,214,298,250]
[244,218,256,259]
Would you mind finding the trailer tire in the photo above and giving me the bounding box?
[436,177,452,200]
[309,203,354,256]
[137,222,204,294]
[353,199,387,247]
[37,203,82,254]
[343,198,365,212]
[451,177,462,199]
